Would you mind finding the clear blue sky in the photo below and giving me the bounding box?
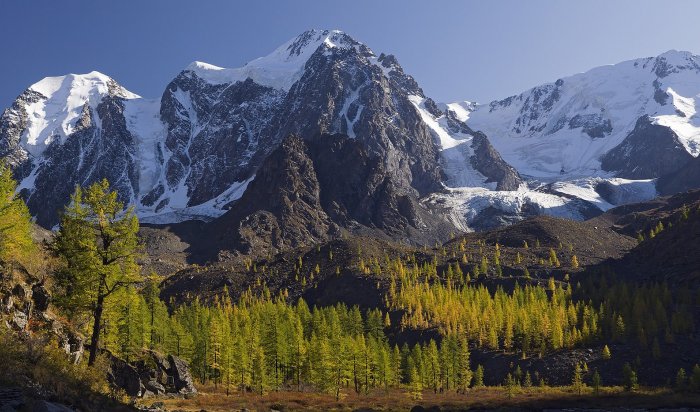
[1,0,699,109]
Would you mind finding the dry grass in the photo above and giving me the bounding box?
[153,384,700,411]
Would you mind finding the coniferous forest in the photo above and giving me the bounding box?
[1,168,700,410]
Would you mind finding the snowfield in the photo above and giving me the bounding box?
[464,50,700,179]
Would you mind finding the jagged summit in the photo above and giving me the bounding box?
[183,29,370,91]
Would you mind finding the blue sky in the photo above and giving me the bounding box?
[1,0,699,108]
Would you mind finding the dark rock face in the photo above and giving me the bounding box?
[206,134,456,258]
[488,81,563,135]
[268,39,442,197]
[657,155,700,195]
[376,53,423,96]
[469,132,522,190]
[31,283,50,312]
[0,90,44,179]
[653,78,669,105]
[212,135,336,256]
[653,52,700,78]
[158,74,284,207]
[601,115,693,179]
[567,113,612,138]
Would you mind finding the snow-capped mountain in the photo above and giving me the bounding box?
[463,50,700,179]
[0,72,147,226]
[0,29,517,229]
[427,51,700,229]
[426,50,700,230]
[1,30,699,236]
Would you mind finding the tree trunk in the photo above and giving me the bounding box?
[149,305,155,349]
[88,294,105,366]
[353,355,359,394]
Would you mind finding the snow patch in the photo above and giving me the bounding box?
[408,95,492,188]
[123,98,165,197]
[138,176,253,224]
[445,101,476,123]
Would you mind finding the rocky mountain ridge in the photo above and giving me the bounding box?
[1,31,699,240]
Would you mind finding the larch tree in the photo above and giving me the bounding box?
[53,179,141,366]
[408,364,422,400]
[572,362,584,395]
[0,163,35,271]
[473,364,484,387]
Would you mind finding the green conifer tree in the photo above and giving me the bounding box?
[473,365,484,387]
[54,179,140,366]
[622,363,638,391]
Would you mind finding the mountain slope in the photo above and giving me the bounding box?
[195,134,456,259]
[463,50,700,180]
[0,72,143,226]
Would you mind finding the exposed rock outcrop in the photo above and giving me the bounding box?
[601,115,694,179]
[657,154,700,195]
[107,351,197,398]
[205,134,457,258]
[469,132,522,191]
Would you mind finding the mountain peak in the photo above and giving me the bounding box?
[16,71,138,158]
[285,29,360,56]
[185,61,225,72]
[656,49,697,60]
[28,71,138,100]
[183,29,369,91]
[652,49,699,77]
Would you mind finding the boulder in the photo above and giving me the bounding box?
[144,380,165,395]
[107,356,143,397]
[167,355,197,395]
[106,351,197,398]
